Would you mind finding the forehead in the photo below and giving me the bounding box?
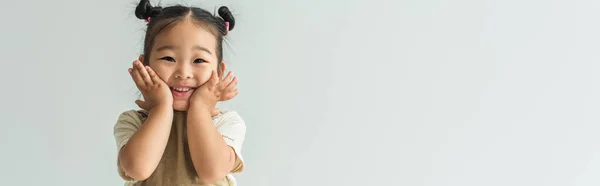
[152,19,218,52]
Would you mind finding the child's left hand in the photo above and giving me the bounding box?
[190,70,238,111]
[218,70,239,101]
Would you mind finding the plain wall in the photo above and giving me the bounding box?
[0,0,599,185]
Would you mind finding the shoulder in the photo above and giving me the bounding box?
[212,110,246,128]
[114,109,149,129]
[113,109,149,151]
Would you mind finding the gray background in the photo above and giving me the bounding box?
[0,0,598,185]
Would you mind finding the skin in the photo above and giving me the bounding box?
[119,17,239,183]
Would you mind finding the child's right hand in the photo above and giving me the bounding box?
[128,60,173,111]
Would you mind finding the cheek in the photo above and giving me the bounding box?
[195,66,217,84]
[149,64,172,80]
[196,70,212,84]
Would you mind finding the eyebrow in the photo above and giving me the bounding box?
[155,45,213,55]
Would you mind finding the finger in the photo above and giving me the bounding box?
[134,60,153,86]
[135,100,148,110]
[221,76,237,99]
[224,88,239,100]
[220,87,239,101]
[219,63,227,79]
[221,71,233,82]
[218,71,234,89]
[146,66,163,85]
[210,70,219,86]
[224,76,238,92]
[130,66,146,88]
[232,88,239,96]
[211,108,222,117]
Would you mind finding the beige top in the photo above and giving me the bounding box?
[113,109,246,186]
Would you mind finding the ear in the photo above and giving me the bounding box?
[138,55,145,64]
[218,61,227,78]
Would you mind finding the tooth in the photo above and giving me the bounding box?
[174,87,190,92]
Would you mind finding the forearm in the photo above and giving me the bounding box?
[119,105,173,180]
[187,105,234,183]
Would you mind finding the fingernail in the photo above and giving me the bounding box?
[128,68,132,73]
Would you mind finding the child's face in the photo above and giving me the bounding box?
[144,19,223,111]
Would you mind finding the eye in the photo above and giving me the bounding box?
[193,58,207,64]
[159,56,176,62]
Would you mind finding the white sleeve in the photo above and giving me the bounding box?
[214,111,247,173]
[113,110,146,181]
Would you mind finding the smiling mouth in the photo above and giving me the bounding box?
[171,87,193,92]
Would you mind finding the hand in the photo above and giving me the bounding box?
[128,60,173,110]
[218,71,239,101]
[211,108,222,117]
[194,69,238,115]
[190,70,222,110]
[209,68,239,116]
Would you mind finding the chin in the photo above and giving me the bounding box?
[173,101,190,111]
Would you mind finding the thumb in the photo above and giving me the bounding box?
[135,100,148,110]
[210,70,219,86]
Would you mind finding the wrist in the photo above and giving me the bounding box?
[153,103,173,112]
[147,104,174,121]
[189,102,212,113]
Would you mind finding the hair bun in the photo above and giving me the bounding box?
[218,6,235,31]
[135,0,162,20]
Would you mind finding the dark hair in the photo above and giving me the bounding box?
[134,0,235,68]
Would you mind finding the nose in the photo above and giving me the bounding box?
[174,63,194,79]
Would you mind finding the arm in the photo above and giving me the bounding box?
[119,105,173,180]
[187,105,237,184]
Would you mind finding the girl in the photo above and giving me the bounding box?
[113,1,246,185]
